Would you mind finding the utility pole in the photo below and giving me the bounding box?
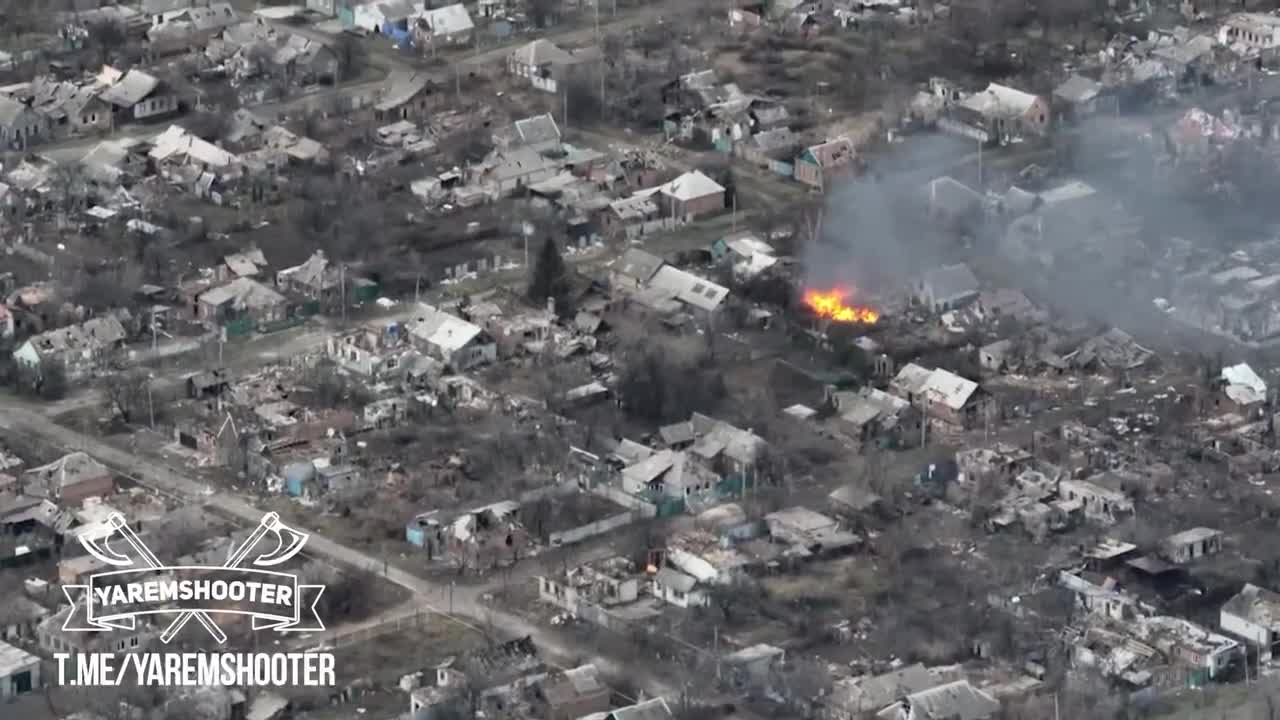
[921,395,929,447]
[977,135,984,189]
[454,63,460,100]
[340,264,347,323]
[714,625,720,681]
[562,86,568,128]
[415,274,422,303]
[147,375,155,429]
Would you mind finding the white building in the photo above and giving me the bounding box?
[405,303,496,370]
[0,640,39,698]
[651,567,707,608]
[1220,583,1280,664]
[1218,13,1280,52]
[915,263,980,312]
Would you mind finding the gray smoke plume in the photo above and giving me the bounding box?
[805,133,978,299]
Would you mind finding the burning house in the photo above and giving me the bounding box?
[803,288,880,324]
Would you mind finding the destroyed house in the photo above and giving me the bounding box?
[890,363,990,429]
[39,606,154,656]
[448,635,542,689]
[634,170,726,222]
[636,265,730,317]
[217,248,269,282]
[915,263,980,312]
[22,452,113,507]
[1057,478,1133,524]
[0,95,50,150]
[1161,527,1222,564]
[610,248,665,293]
[507,39,599,94]
[1065,328,1153,371]
[1219,362,1267,412]
[764,506,860,556]
[414,4,475,48]
[875,679,1000,720]
[944,82,1049,144]
[1220,583,1280,664]
[538,556,639,617]
[825,664,934,720]
[1054,74,1108,119]
[147,2,239,54]
[196,277,287,328]
[542,664,610,720]
[793,137,855,191]
[374,71,434,123]
[405,303,496,371]
[621,449,719,500]
[98,68,179,122]
[12,314,128,380]
[832,387,921,448]
[275,250,340,302]
[327,322,415,379]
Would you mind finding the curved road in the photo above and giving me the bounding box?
[0,400,681,699]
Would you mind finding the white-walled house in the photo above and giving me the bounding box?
[405,303,497,371]
[1221,583,1280,664]
[0,640,39,698]
[652,567,707,608]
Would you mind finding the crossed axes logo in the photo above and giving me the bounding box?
[66,512,324,644]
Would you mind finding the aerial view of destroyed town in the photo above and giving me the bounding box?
[20,1,1280,720]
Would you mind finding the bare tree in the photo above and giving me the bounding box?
[86,20,127,67]
[525,0,558,28]
[150,509,207,560]
[102,371,154,425]
[335,34,367,82]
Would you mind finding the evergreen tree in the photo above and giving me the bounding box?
[528,236,570,314]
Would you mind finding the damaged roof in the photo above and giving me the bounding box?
[149,125,240,168]
[647,266,729,312]
[892,363,979,411]
[1222,362,1267,405]
[417,3,473,36]
[922,263,980,301]
[407,303,484,352]
[960,82,1039,118]
[24,452,109,491]
[375,71,432,112]
[510,39,575,67]
[99,69,159,107]
[1066,328,1153,370]
[514,112,561,147]
[613,248,664,284]
[200,277,284,310]
[1222,583,1280,628]
[875,680,1000,720]
[1054,73,1103,105]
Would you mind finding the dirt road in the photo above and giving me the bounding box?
[0,388,682,700]
[42,2,682,164]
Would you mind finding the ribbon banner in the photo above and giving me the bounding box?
[62,567,325,634]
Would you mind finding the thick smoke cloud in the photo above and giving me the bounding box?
[805,133,977,297]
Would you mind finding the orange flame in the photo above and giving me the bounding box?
[802,288,880,324]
